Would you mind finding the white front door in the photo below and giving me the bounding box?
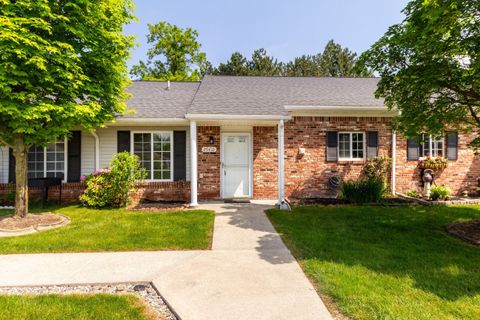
[222,133,251,198]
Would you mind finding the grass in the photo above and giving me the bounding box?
[267,205,480,320]
[0,205,214,254]
[0,294,155,320]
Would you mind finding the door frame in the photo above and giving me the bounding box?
[220,132,253,199]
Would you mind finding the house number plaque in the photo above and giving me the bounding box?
[202,146,217,153]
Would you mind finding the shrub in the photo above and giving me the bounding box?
[80,152,147,208]
[430,186,450,201]
[340,178,386,204]
[363,156,392,184]
[406,190,422,198]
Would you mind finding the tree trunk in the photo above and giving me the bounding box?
[13,134,28,218]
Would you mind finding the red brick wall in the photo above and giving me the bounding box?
[253,127,278,199]
[395,132,480,196]
[0,181,191,206]
[283,116,393,199]
[197,126,221,200]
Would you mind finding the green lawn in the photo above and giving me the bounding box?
[267,205,480,320]
[0,205,214,254]
[0,294,154,320]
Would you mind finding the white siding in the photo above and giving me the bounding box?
[81,131,95,177]
[0,147,8,184]
[82,126,191,181]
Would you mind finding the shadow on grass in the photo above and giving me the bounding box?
[267,205,480,301]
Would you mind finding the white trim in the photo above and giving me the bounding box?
[220,132,253,199]
[392,129,396,195]
[190,121,198,206]
[338,132,366,161]
[186,114,291,121]
[278,120,288,209]
[130,131,174,182]
[29,138,68,182]
[110,118,189,126]
[286,105,398,117]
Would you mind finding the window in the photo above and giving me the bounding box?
[132,132,173,181]
[422,134,444,157]
[338,132,365,160]
[28,140,66,180]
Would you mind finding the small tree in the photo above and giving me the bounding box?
[0,0,135,217]
[361,0,480,146]
[131,22,208,81]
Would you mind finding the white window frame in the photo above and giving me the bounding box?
[130,131,174,182]
[338,132,366,161]
[421,134,444,157]
[28,138,68,182]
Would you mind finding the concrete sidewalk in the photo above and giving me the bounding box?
[0,202,332,320]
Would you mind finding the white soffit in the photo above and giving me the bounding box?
[285,105,398,117]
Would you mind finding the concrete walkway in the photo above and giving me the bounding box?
[0,202,332,320]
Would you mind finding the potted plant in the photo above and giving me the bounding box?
[418,156,448,170]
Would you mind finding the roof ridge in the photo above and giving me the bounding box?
[202,75,380,80]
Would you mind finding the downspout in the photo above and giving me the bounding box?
[90,131,100,170]
[391,129,396,195]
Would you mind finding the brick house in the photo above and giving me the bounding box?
[1,76,478,205]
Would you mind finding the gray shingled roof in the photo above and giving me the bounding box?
[119,81,200,119]
[188,76,384,116]
[120,76,384,119]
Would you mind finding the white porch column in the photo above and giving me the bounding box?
[391,129,397,195]
[190,120,198,206]
[278,120,288,209]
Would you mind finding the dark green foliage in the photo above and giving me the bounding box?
[361,0,480,147]
[212,40,372,77]
[340,178,385,204]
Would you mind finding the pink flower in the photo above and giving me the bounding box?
[80,175,86,182]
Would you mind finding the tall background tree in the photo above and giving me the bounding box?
[131,22,208,81]
[212,40,371,77]
[0,0,135,217]
[361,0,480,145]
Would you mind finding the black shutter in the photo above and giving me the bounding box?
[366,131,379,159]
[407,137,420,160]
[446,132,458,160]
[326,131,338,161]
[68,131,82,182]
[173,131,187,181]
[8,148,15,183]
[117,131,131,153]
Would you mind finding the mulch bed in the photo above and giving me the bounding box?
[446,220,480,246]
[0,213,64,231]
[130,202,190,212]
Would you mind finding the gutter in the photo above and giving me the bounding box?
[185,114,291,121]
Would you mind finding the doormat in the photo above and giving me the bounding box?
[224,199,251,204]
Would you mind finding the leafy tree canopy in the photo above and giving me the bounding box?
[131,22,208,81]
[0,0,135,217]
[361,0,480,145]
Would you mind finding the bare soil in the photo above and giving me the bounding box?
[446,220,480,246]
[0,213,63,230]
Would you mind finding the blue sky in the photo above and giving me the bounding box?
[124,0,409,70]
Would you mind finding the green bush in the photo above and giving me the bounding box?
[80,152,147,208]
[363,156,392,184]
[430,186,450,201]
[340,178,386,204]
[406,190,422,198]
